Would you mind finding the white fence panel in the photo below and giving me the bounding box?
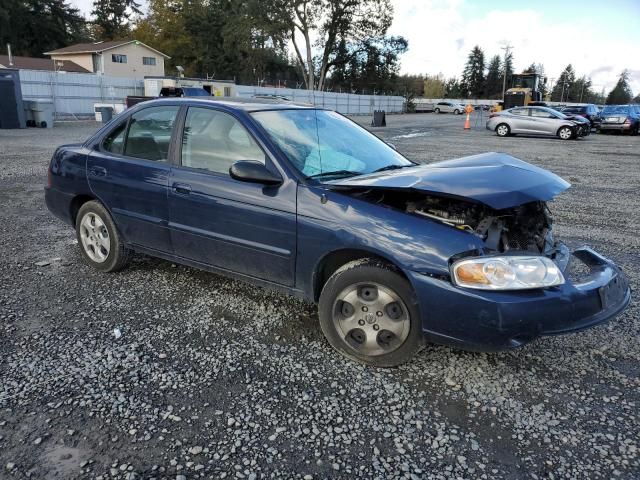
[235,85,405,115]
[18,70,143,118]
[17,71,405,118]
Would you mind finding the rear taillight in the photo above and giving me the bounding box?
[624,118,631,125]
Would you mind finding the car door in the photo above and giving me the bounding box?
[529,108,559,134]
[168,106,297,286]
[507,108,533,133]
[87,104,180,252]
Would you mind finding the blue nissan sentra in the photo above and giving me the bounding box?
[45,98,631,366]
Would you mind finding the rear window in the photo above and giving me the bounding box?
[601,106,630,115]
[563,107,586,114]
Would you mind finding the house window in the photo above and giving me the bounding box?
[143,57,156,66]
[112,54,127,63]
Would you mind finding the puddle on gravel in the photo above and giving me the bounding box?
[391,131,432,139]
[43,444,89,478]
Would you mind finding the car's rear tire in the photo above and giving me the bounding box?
[558,126,573,140]
[75,200,131,272]
[318,259,422,367]
[434,108,440,114]
[495,123,510,137]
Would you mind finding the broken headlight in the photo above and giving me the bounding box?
[451,256,564,290]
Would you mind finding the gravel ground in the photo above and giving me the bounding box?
[0,114,638,479]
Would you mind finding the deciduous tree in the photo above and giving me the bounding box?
[277,0,402,91]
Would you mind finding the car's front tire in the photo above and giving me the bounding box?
[318,259,422,367]
[495,123,510,137]
[558,126,573,140]
[453,109,460,115]
[434,108,440,114]
[76,200,131,272]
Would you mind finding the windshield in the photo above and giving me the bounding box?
[601,106,630,115]
[251,109,413,179]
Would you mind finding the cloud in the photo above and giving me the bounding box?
[390,0,640,95]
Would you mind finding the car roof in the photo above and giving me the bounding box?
[142,96,316,112]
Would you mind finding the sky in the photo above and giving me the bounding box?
[70,0,640,95]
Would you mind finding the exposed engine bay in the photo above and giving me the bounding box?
[348,189,561,256]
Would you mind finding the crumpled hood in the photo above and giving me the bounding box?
[326,152,571,210]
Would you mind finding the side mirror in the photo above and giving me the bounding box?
[229,160,282,185]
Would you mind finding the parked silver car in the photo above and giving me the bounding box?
[486,106,581,140]
[434,101,465,114]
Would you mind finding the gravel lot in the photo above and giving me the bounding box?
[1,113,638,479]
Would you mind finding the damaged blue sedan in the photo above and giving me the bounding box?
[45,98,631,366]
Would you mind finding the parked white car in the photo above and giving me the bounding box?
[434,101,465,114]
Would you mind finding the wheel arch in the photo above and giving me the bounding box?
[70,194,97,225]
[311,248,409,303]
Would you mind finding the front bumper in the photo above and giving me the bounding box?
[410,247,631,352]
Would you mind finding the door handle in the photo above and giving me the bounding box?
[172,183,192,195]
[89,166,107,177]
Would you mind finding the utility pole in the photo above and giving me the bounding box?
[501,44,513,99]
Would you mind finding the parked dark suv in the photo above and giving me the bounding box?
[559,104,602,130]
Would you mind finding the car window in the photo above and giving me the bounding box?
[511,108,528,116]
[103,121,127,155]
[251,109,411,178]
[531,109,555,118]
[123,106,179,161]
[181,107,265,174]
[601,106,630,115]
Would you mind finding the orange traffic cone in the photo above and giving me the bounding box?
[464,113,471,130]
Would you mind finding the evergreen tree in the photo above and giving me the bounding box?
[570,76,592,103]
[500,51,514,93]
[92,0,141,40]
[484,54,502,99]
[460,45,485,98]
[606,70,633,104]
[550,64,575,102]
[444,77,462,98]
[0,0,89,56]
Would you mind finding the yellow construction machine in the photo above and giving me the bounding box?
[493,72,547,112]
